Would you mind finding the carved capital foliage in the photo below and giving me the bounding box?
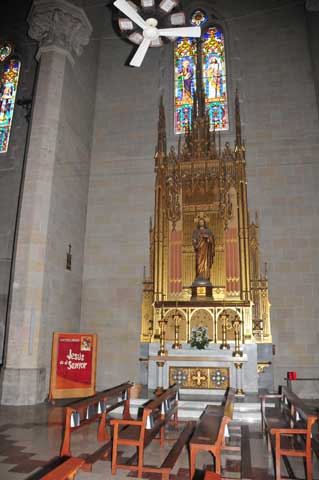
[305,0,319,11]
[28,0,92,64]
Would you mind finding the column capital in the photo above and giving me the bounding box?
[305,0,319,11]
[28,0,92,64]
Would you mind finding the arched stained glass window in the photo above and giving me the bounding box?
[0,41,13,63]
[174,24,229,134]
[0,58,21,153]
[174,38,197,135]
[202,27,228,131]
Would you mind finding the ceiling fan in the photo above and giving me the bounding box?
[113,0,201,67]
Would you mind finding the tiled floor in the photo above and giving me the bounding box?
[0,400,318,480]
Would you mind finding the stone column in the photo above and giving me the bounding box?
[305,0,319,11]
[0,0,92,405]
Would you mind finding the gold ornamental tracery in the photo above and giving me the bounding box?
[141,86,272,346]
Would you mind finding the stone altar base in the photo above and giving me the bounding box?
[143,343,258,394]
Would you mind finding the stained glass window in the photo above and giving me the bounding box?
[174,38,197,134]
[190,9,208,27]
[174,25,229,134]
[0,41,13,63]
[0,59,21,153]
[202,27,228,131]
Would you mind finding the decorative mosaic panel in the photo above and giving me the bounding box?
[169,366,229,390]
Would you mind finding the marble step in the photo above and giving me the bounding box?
[111,397,270,422]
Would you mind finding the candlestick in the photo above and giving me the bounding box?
[219,311,230,350]
[232,315,243,357]
[158,309,168,356]
[148,319,153,342]
[172,311,182,350]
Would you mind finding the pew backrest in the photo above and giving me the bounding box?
[60,381,133,457]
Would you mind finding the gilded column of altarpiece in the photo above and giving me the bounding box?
[141,90,271,347]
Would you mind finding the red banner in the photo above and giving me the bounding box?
[56,334,93,386]
[49,332,97,399]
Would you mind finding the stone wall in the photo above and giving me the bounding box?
[230,1,319,395]
[37,38,99,379]
[0,0,99,404]
[306,7,319,116]
[0,0,36,364]
[0,0,318,403]
[82,0,319,394]
[81,22,164,388]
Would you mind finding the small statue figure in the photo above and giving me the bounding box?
[192,217,215,283]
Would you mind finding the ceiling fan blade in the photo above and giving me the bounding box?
[158,26,201,37]
[114,0,147,30]
[130,38,151,67]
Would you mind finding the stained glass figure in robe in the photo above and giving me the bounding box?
[0,59,21,153]
[202,27,229,131]
[174,38,197,134]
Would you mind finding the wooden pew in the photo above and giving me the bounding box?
[137,420,196,480]
[260,386,318,480]
[111,384,191,479]
[157,421,195,480]
[203,472,221,480]
[189,388,236,479]
[60,382,133,460]
[40,457,85,480]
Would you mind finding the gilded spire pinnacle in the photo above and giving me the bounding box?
[195,38,205,118]
[235,88,242,149]
[177,134,181,159]
[156,95,167,164]
[210,123,217,157]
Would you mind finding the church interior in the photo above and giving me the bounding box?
[0,0,318,478]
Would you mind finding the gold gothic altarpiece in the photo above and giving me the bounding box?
[141,64,272,349]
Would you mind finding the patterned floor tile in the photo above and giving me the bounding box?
[0,402,318,480]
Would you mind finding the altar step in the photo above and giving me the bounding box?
[177,400,262,422]
[124,394,270,422]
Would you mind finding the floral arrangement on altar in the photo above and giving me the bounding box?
[190,325,209,350]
